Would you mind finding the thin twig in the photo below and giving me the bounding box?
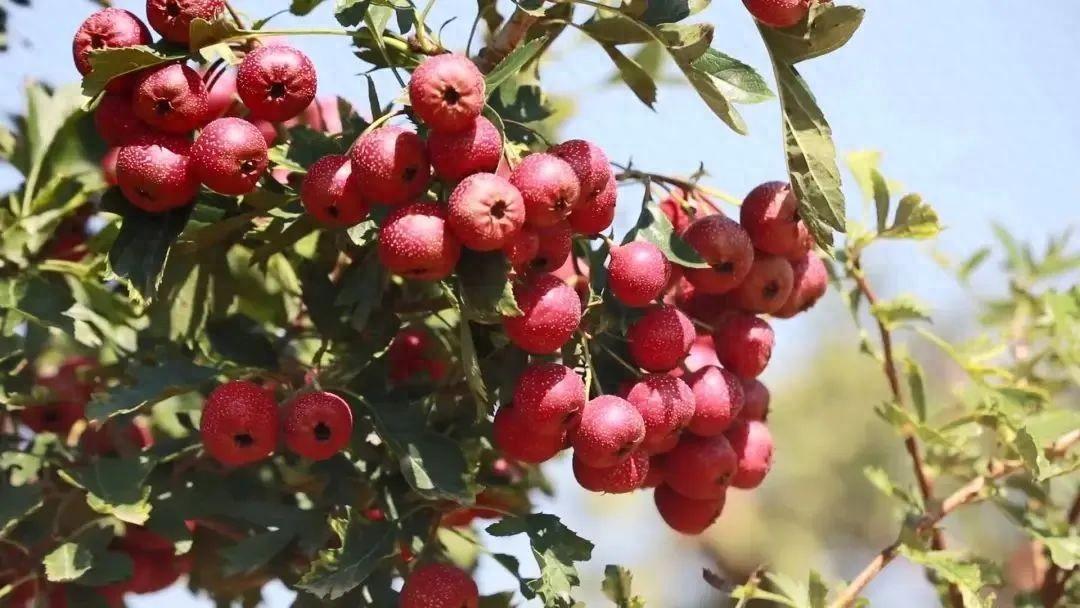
[474,8,539,73]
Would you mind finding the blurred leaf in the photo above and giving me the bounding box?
[459,319,489,412]
[1015,409,1080,480]
[335,0,371,28]
[488,514,594,607]
[291,0,329,15]
[624,198,709,268]
[87,355,217,420]
[602,565,646,608]
[600,44,657,108]
[958,247,991,283]
[898,548,1000,608]
[485,36,549,95]
[687,48,773,105]
[44,543,93,582]
[879,194,940,240]
[335,251,386,332]
[628,0,711,25]
[0,481,42,536]
[188,15,244,52]
[207,315,278,368]
[298,515,396,600]
[105,191,194,304]
[60,456,156,524]
[761,5,865,64]
[903,357,927,422]
[658,23,713,62]
[221,529,296,575]
[457,250,521,324]
[864,466,922,511]
[845,151,890,232]
[870,295,931,330]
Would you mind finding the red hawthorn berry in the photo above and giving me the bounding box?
[510,153,581,228]
[626,305,695,372]
[492,405,566,464]
[237,45,318,122]
[132,63,210,134]
[654,483,725,535]
[199,380,280,466]
[377,201,461,281]
[388,327,448,383]
[682,214,755,295]
[726,419,774,489]
[641,454,667,488]
[428,116,502,182]
[659,190,719,234]
[573,450,650,494]
[94,94,148,145]
[773,250,828,318]
[608,241,672,307]
[300,154,370,227]
[549,139,612,201]
[743,0,811,29]
[251,119,279,146]
[502,273,582,354]
[571,395,646,468]
[527,221,573,273]
[447,173,526,251]
[191,117,269,195]
[19,402,85,435]
[712,313,774,379]
[44,209,92,262]
[124,548,185,594]
[349,126,431,205]
[669,333,721,380]
[663,433,737,500]
[685,365,744,436]
[408,54,486,134]
[786,221,814,261]
[512,363,586,434]
[72,9,152,91]
[204,67,237,118]
[400,563,479,608]
[568,173,617,235]
[739,378,770,422]
[503,226,541,274]
[39,357,96,402]
[740,181,808,256]
[284,96,345,135]
[726,252,794,315]
[102,147,120,186]
[146,0,224,44]
[625,374,695,453]
[116,133,200,212]
[283,391,354,461]
[80,420,153,456]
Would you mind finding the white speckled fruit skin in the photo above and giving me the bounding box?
[237,45,317,122]
[377,201,461,281]
[510,153,582,228]
[502,273,582,354]
[146,0,224,44]
[116,133,199,213]
[571,395,646,468]
[191,117,268,195]
[608,240,671,307]
[408,54,486,134]
[682,214,755,295]
[663,433,737,500]
[349,126,431,205]
[726,419,774,489]
[447,173,525,251]
[627,305,695,372]
[428,116,502,182]
[625,373,695,453]
[132,63,210,134]
[300,154,370,227]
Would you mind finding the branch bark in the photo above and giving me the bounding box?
[474,8,539,73]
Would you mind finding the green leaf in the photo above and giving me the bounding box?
[657,23,713,63]
[457,250,521,324]
[87,355,217,421]
[105,191,194,303]
[487,514,594,607]
[863,466,922,511]
[82,46,184,100]
[222,529,296,575]
[600,43,657,108]
[0,481,42,536]
[762,5,865,64]
[602,565,646,608]
[60,456,156,525]
[44,543,93,582]
[625,198,709,268]
[291,0,329,15]
[845,150,890,232]
[335,0,371,27]
[335,251,386,332]
[188,15,245,52]
[1015,409,1080,479]
[687,49,775,106]
[459,319,489,412]
[898,547,1000,608]
[870,295,931,330]
[879,194,941,240]
[629,0,711,25]
[903,357,927,422]
[297,515,396,600]
[485,36,549,95]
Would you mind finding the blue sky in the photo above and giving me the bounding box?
[2,1,1078,606]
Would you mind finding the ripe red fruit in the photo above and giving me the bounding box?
[72,9,152,90]
[116,133,200,213]
[132,63,210,134]
[608,241,671,307]
[625,374,695,453]
[641,454,666,488]
[378,202,461,280]
[94,94,147,145]
[740,181,808,256]
[512,363,586,433]
[199,380,280,466]
[550,139,612,201]
[664,434,737,500]
[146,0,224,44]
[682,214,755,294]
[573,450,650,494]
[493,405,566,464]
[251,119,278,146]
[684,365,744,436]
[510,153,581,228]
[300,154,370,227]
[400,563,479,608]
[529,221,573,273]
[773,250,828,318]
[388,327,448,383]
[740,378,770,421]
[659,190,719,234]
[726,420,774,489]
[204,67,237,118]
[654,484,724,535]
[283,391,354,461]
[428,116,502,182]
[447,173,525,251]
[80,420,153,456]
[712,313,774,379]
[102,147,120,186]
[237,45,318,122]
[571,395,646,468]
[626,305,695,372]
[191,117,268,195]
[726,253,794,314]
[568,173,617,235]
[19,402,85,435]
[503,273,582,354]
[669,333,721,379]
[743,0,810,29]
[125,548,186,593]
[408,54,486,134]
[504,226,540,274]
[349,126,431,205]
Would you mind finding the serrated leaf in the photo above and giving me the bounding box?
[687,48,773,105]
[624,199,709,268]
[188,15,245,52]
[762,5,865,64]
[903,357,927,422]
[82,46,184,100]
[600,44,657,108]
[105,191,194,303]
[898,547,1000,608]
[1015,409,1080,479]
[845,150,890,232]
[222,529,296,575]
[297,516,396,600]
[44,543,93,582]
[60,456,156,524]
[485,36,548,95]
[457,250,521,324]
[880,194,940,240]
[657,23,712,62]
[87,355,217,420]
[863,466,921,510]
[487,514,594,607]
[870,295,931,330]
[602,565,646,608]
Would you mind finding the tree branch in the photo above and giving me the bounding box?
[474,8,539,73]
[1039,433,1080,607]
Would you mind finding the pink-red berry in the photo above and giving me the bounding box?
[627,305,695,372]
[116,133,200,212]
[743,0,810,29]
[447,173,525,251]
[503,226,541,274]
[199,380,280,466]
[681,214,755,295]
[740,181,808,256]
[388,327,448,384]
[146,0,224,44]
[669,333,721,379]
[510,153,581,228]
[529,221,573,273]
[739,378,770,422]
[571,395,646,468]
[283,391,353,461]
[191,117,268,195]
[400,563,479,608]
[493,405,566,464]
[132,63,210,134]
[568,173,617,235]
[726,419,774,489]
[512,363,586,434]
[573,450,650,494]
[550,139,612,201]
[408,54,486,134]
[654,484,724,535]
[378,202,461,281]
[726,252,794,314]
[684,365,744,436]
[712,313,774,379]
[72,9,152,90]
[502,273,582,354]
[204,67,237,118]
[94,94,148,145]
[237,45,317,122]
[773,250,828,318]
[349,126,431,205]
[300,154,370,226]
[608,241,671,307]
[428,116,502,182]
[663,434,737,500]
[625,374,695,453]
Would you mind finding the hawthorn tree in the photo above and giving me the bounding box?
[0,1,1078,607]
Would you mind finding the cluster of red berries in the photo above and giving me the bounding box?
[488,180,827,536]
[74,5,322,211]
[199,381,354,466]
[743,0,816,29]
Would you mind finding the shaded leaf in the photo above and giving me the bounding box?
[60,456,156,524]
[624,199,709,268]
[600,44,657,108]
[87,355,217,421]
[105,191,194,303]
[297,516,396,600]
[82,46,184,100]
[457,250,521,324]
[485,36,548,95]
